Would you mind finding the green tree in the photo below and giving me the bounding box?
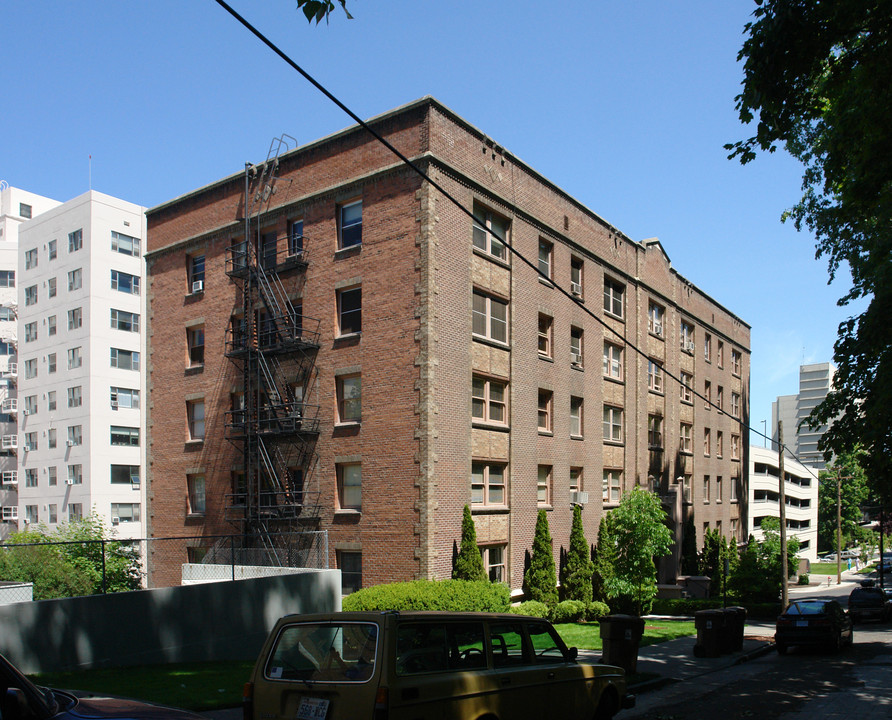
[729,1,892,502]
[452,505,486,582]
[562,505,594,604]
[680,514,698,575]
[600,487,673,616]
[728,536,776,604]
[523,509,558,607]
[699,529,729,597]
[294,0,352,23]
[759,516,801,585]
[593,515,616,605]
[818,448,870,553]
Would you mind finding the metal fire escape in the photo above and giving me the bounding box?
[222,135,323,564]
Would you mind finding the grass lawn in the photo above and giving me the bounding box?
[31,660,255,712]
[555,619,696,651]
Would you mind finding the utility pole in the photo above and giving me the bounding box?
[779,421,788,609]
[837,470,842,585]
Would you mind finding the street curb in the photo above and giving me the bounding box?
[732,641,776,665]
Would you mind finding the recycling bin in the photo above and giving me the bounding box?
[693,609,724,658]
[599,614,645,674]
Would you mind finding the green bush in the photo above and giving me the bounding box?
[342,580,510,612]
[798,574,809,585]
[509,600,550,619]
[552,600,587,623]
[649,597,782,619]
[586,601,611,620]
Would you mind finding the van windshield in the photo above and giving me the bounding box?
[265,622,378,683]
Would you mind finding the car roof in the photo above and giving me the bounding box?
[275,611,543,623]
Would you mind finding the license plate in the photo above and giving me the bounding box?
[296,697,329,720]
[795,620,808,628]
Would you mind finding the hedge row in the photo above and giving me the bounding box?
[342,580,511,612]
[650,597,782,619]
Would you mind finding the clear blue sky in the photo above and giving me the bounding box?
[2,0,862,449]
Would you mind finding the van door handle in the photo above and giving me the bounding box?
[547,672,556,680]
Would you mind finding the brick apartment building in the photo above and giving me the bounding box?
[145,97,750,592]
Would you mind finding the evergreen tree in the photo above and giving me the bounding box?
[593,515,616,605]
[563,505,594,604]
[452,505,486,582]
[698,529,728,596]
[523,509,558,607]
[680,514,698,575]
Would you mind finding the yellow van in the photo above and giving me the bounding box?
[244,611,634,720]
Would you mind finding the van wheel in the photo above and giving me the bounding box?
[594,690,619,720]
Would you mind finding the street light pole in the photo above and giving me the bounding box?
[778,421,788,610]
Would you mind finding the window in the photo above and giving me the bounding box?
[570,327,584,367]
[603,469,621,505]
[47,391,56,412]
[111,503,140,523]
[25,248,37,270]
[603,341,623,380]
[23,396,37,415]
[471,462,506,506]
[68,307,83,330]
[67,268,82,291]
[111,230,140,256]
[68,347,84,369]
[648,302,664,337]
[337,286,362,335]
[188,255,205,292]
[603,277,624,318]
[48,428,57,448]
[337,463,361,510]
[187,400,205,440]
[25,285,37,306]
[68,229,83,252]
[570,257,584,298]
[338,200,363,249]
[111,269,139,295]
[704,333,712,362]
[538,314,553,358]
[67,425,83,447]
[24,322,37,342]
[472,290,508,344]
[110,387,140,409]
[683,474,692,503]
[538,239,553,280]
[704,380,712,409]
[568,396,584,437]
[25,469,38,488]
[716,476,723,502]
[67,465,83,485]
[0,271,14,288]
[0,341,12,355]
[111,309,139,333]
[471,203,508,261]
[111,465,141,486]
[483,546,506,583]
[731,349,742,376]
[24,432,37,451]
[19,203,32,219]
[187,326,204,366]
[570,467,583,494]
[731,434,740,460]
[703,475,711,503]
[25,506,38,524]
[339,551,363,594]
[680,422,693,453]
[717,341,724,368]
[288,219,304,257]
[603,405,623,442]
[731,392,741,418]
[48,277,56,297]
[648,414,663,449]
[110,426,140,446]
[716,431,724,458]
[0,307,13,321]
[68,503,84,522]
[110,348,139,370]
[472,376,507,425]
[187,475,206,515]
[731,476,740,502]
[538,465,552,505]
[260,231,278,270]
[48,240,57,260]
[704,428,711,456]
[337,374,362,423]
[47,504,57,524]
[48,315,56,336]
[647,360,664,393]
[680,321,695,353]
[717,386,724,413]
[537,389,553,433]
[24,358,37,379]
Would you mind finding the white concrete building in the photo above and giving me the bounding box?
[0,183,60,538]
[16,191,146,540]
[748,445,819,562]
[771,362,836,470]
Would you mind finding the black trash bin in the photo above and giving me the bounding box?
[722,606,747,653]
[599,614,645,674]
[693,609,724,658]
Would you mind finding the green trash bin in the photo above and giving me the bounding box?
[693,609,724,658]
[599,614,645,674]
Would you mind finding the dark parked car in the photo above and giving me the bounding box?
[775,598,853,654]
[848,586,892,623]
[0,652,204,720]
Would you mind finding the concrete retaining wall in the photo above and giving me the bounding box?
[0,570,341,674]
